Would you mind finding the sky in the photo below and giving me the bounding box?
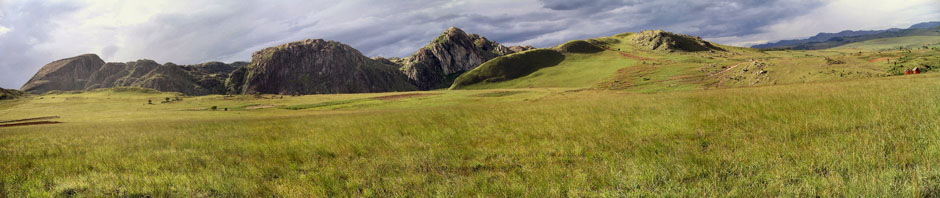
[0,0,938,89]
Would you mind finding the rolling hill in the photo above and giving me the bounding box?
[450,30,937,93]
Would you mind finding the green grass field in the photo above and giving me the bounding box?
[3,33,940,197]
[2,72,940,197]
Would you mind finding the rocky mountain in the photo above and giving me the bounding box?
[754,21,940,49]
[398,27,534,89]
[632,30,725,52]
[21,27,531,95]
[21,54,106,94]
[229,39,417,95]
[21,54,246,95]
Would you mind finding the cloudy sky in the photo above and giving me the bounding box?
[0,0,938,89]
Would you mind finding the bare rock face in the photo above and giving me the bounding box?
[23,53,247,96]
[233,39,417,95]
[400,27,532,90]
[633,30,725,52]
[21,54,105,94]
[82,59,242,95]
[85,62,129,90]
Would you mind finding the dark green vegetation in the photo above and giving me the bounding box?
[556,40,605,53]
[450,49,565,89]
[0,88,25,100]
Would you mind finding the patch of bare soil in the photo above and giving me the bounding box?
[245,105,277,110]
[618,52,652,60]
[868,57,893,63]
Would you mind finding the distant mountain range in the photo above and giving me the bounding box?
[753,21,940,49]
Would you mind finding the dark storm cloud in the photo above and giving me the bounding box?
[0,0,935,89]
[539,0,627,11]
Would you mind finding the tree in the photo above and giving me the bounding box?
[148,99,152,104]
[165,97,170,102]
[210,106,218,111]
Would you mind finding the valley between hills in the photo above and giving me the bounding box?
[1,22,940,196]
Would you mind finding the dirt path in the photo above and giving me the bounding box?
[708,62,745,77]
[868,57,893,63]
[0,121,62,128]
[618,51,652,61]
[0,116,60,124]
[244,105,277,110]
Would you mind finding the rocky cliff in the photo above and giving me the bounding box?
[632,30,725,52]
[21,28,531,95]
[399,27,534,89]
[21,54,106,94]
[22,54,245,95]
[231,39,417,95]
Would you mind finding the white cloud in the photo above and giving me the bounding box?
[0,26,9,37]
[709,0,940,46]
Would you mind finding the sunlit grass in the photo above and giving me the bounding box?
[1,73,939,197]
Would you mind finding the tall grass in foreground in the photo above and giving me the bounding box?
[0,75,939,197]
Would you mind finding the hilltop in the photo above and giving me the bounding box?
[396,27,533,90]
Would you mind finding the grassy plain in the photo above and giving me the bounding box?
[2,72,940,197]
[3,33,940,197]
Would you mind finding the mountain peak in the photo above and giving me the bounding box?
[399,27,532,90]
[21,53,105,93]
[633,30,724,52]
[445,26,465,34]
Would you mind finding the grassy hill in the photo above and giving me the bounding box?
[0,88,25,100]
[451,31,938,93]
